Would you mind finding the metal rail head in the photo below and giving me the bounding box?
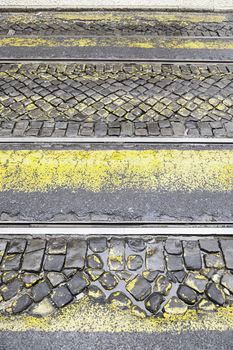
[1,137,233,144]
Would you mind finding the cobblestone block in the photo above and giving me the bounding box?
[89,237,107,253]
[1,254,22,271]
[108,238,125,271]
[51,285,73,308]
[146,241,165,272]
[44,254,65,272]
[22,250,45,272]
[206,283,226,306]
[31,280,51,302]
[67,272,89,295]
[126,275,151,301]
[12,294,33,314]
[183,241,202,270]
[0,279,23,301]
[7,239,26,254]
[65,239,87,269]
[99,272,118,290]
[220,240,233,269]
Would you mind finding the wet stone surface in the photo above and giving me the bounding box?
[1,63,233,138]
[0,236,233,317]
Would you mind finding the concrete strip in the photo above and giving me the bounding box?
[1,227,233,235]
[0,0,232,11]
[0,138,233,144]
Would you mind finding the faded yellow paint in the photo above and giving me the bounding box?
[0,149,233,193]
[5,12,226,25]
[1,297,233,333]
[1,36,233,50]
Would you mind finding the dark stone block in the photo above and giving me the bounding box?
[7,239,27,253]
[51,285,73,308]
[199,239,219,253]
[87,254,104,269]
[22,250,45,272]
[177,285,197,305]
[206,283,226,306]
[145,292,164,314]
[44,254,65,272]
[220,239,233,269]
[65,239,87,269]
[31,280,51,302]
[67,272,89,295]
[165,239,182,255]
[126,275,151,301]
[127,239,146,252]
[12,294,33,314]
[0,279,23,301]
[89,237,107,253]
[99,272,118,291]
[1,254,22,271]
[183,241,202,270]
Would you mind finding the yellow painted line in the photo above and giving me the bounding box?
[0,149,233,193]
[5,12,226,24]
[0,297,233,333]
[1,37,233,50]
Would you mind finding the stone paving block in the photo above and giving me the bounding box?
[220,239,233,269]
[0,240,7,264]
[7,239,27,254]
[1,254,22,271]
[31,280,51,302]
[183,241,202,270]
[108,238,125,271]
[44,254,65,272]
[165,239,182,255]
[65,239,87,269]
[47,239,67,255]
[199,239,219,253]
[67,272,89,295]
[146,241,165,272]
[0,279,23,301]
[25,239,46,253]
[89,237,107,253]
[12,294,33,314]
[22,250,45,272]
[51,285,73,308]
[126,275,151,301]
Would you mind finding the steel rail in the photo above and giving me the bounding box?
[0,225,232,236]
[0,137,233,144]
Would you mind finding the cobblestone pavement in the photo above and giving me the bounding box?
[0,235,233,317]
[1,63,233,138]
[2,11,233,37]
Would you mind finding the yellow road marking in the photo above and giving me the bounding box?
[0,149,233,192]
[6,12,226,24]
[1,37,233,50]
[0,297,233,333]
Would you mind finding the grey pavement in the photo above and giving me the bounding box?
[1,330,233,350]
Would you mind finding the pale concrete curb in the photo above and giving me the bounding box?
[0,0,233,11]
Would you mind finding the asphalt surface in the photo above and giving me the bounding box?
[1,189,233,222]
[1,330,233,350]
[2,41,233,61]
